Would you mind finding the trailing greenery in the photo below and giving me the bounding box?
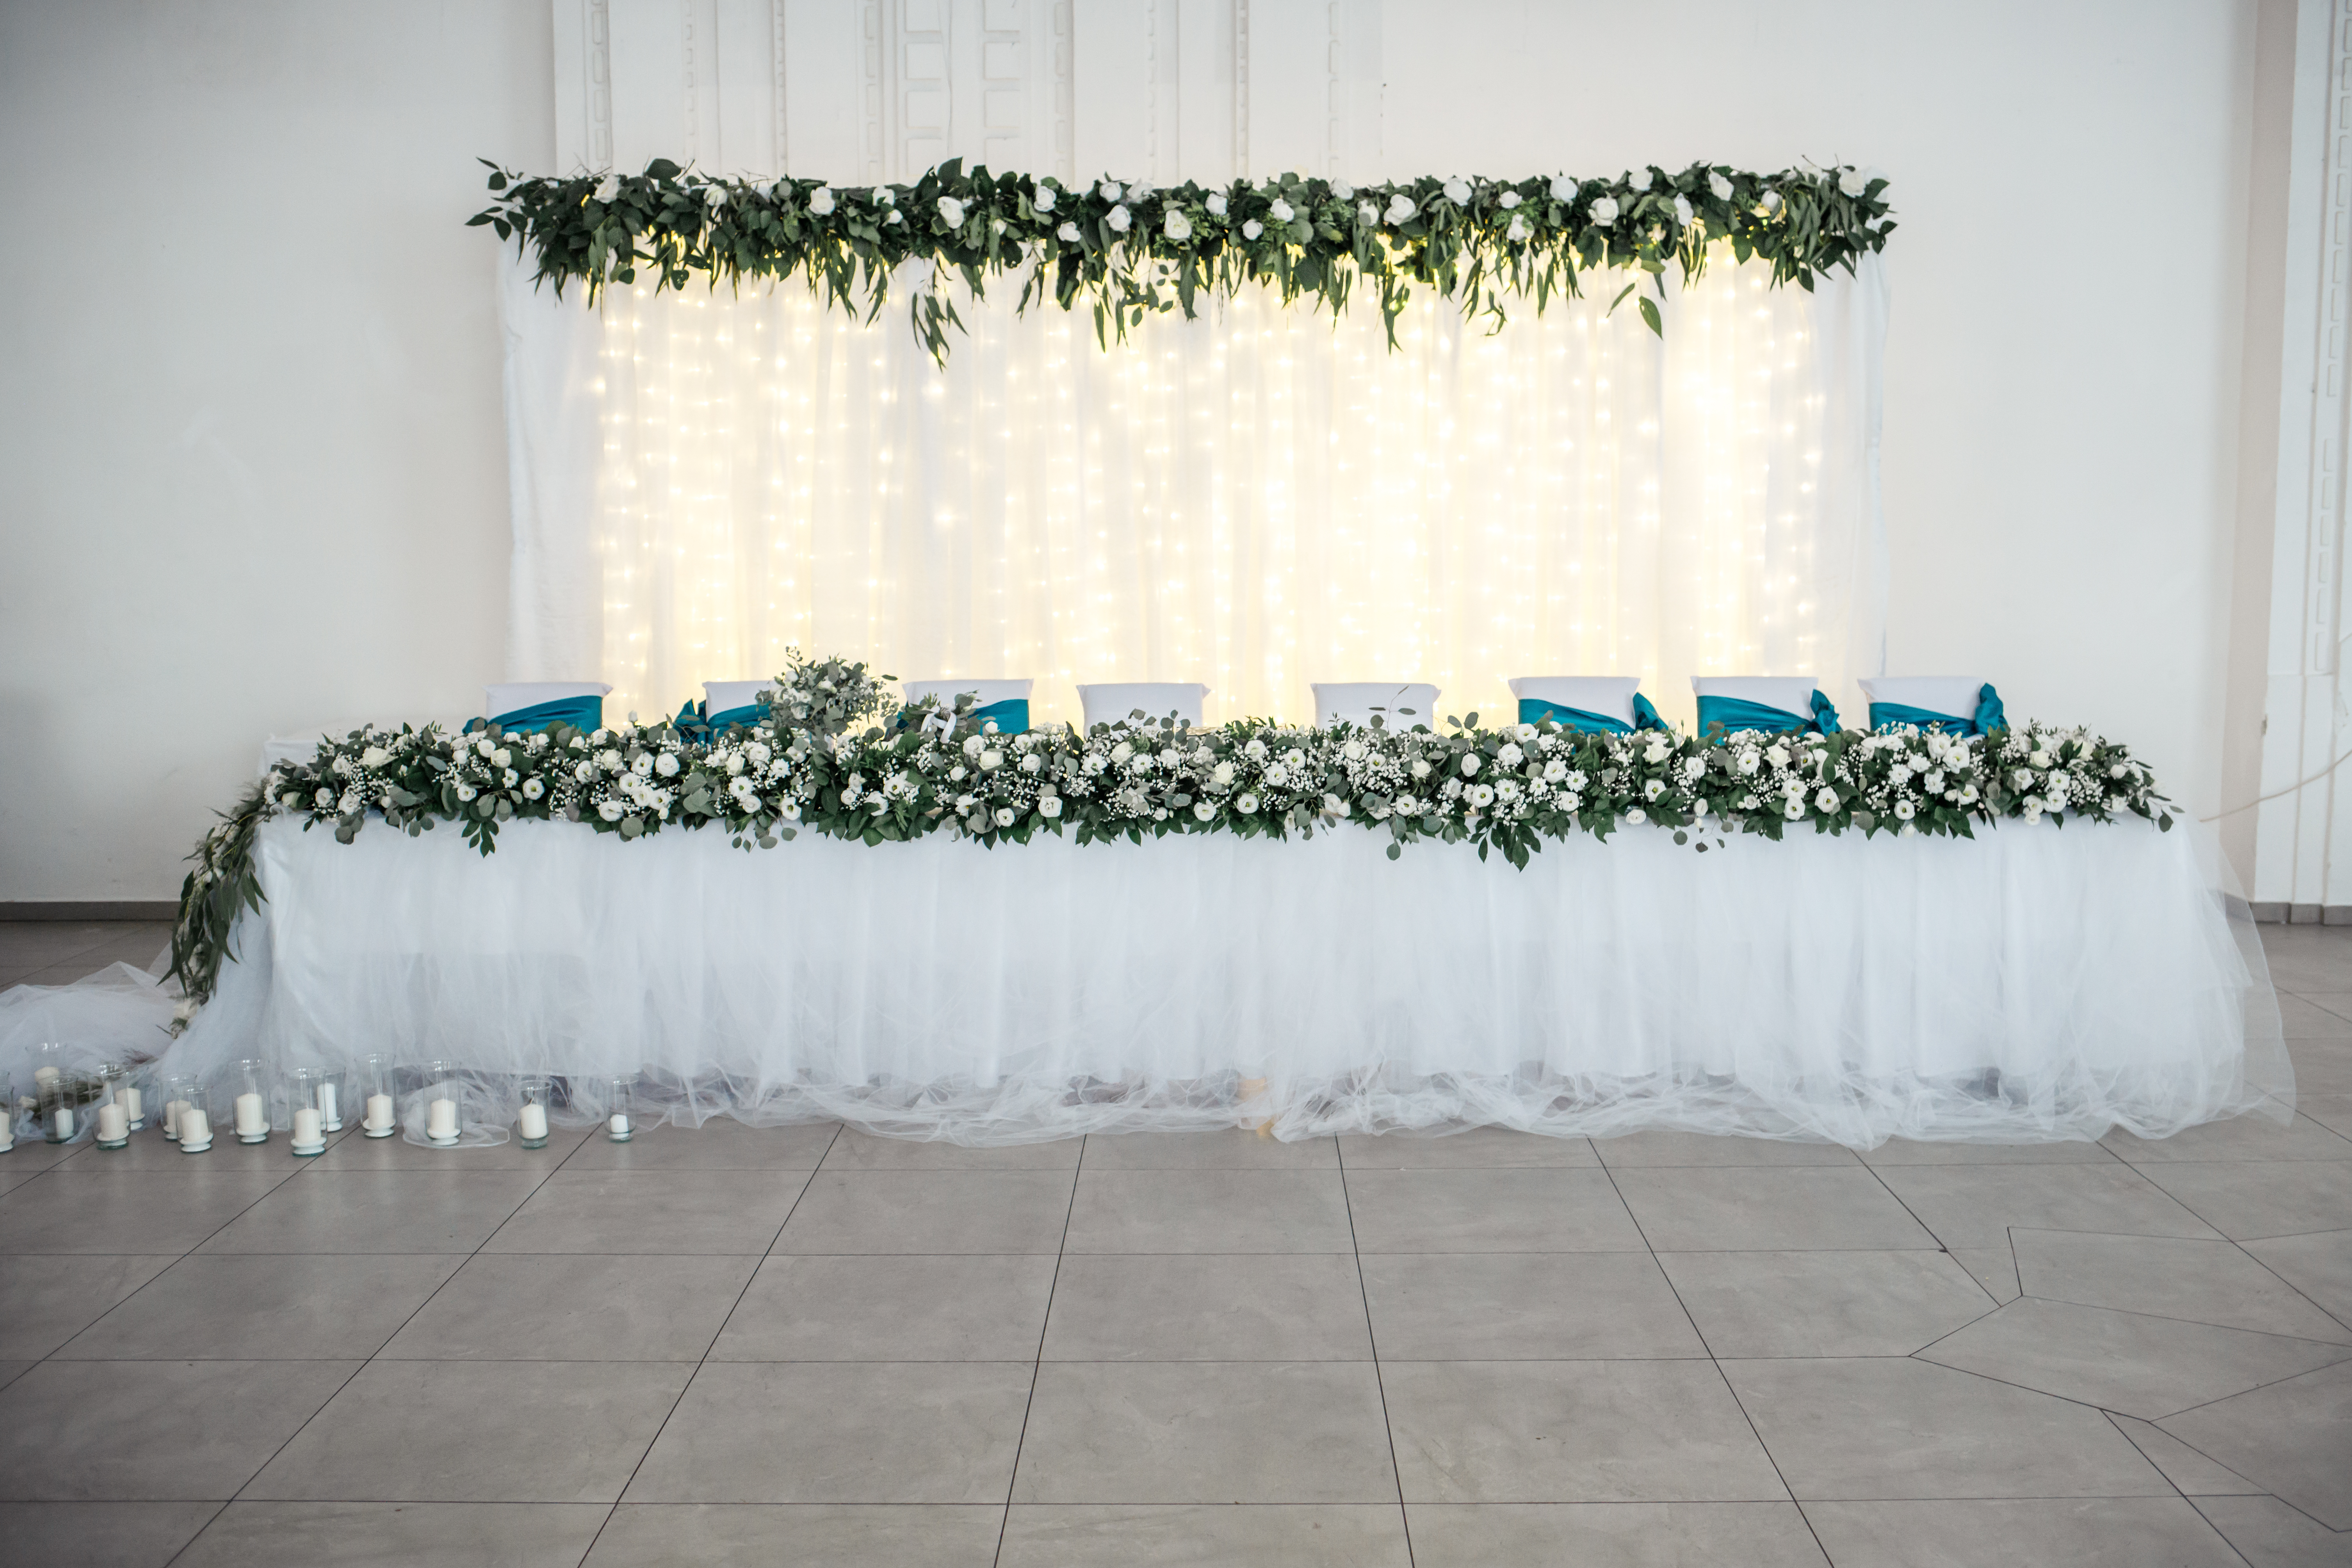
[169,652,2168,1010]
[470,158,1894,361]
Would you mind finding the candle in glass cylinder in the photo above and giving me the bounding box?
[426,1098,460,1143]
[50,1105,75,1143]
[291,1107,324,1155]
[178,1107,212,1152]
[317,1080,340,1131]
[234,1093,268,1142]
[364,1093,395,1136]
[119,1085,144,1130]
[163,1099,185,1140]
[607,1112,631,1140]
[96,1103,129,1147]
[517,1103,549,1143]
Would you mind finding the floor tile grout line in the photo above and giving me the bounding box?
[989,1132,1086,1568]
[2098,1406,2261,1543]
[572,1121,842,1564]
[1335,1134,1418,1568]
[164,1123,590,1565]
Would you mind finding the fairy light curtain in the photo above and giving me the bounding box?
[501,252,1886,730]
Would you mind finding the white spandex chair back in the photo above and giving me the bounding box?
[901,678,1035,709]
[1690,676,1817,722]
[484,682,612,721]
[702,680,780,719]
[1507,677,1641,728]
[1857,676,1986,721]
[1312,683,1440,729]
[1078,683,1209,730]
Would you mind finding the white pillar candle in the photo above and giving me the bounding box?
[0,1116,13,1152]
[427,1098,460,1141]
[53,1106,74,1140]
[178,1107,211,1149]
[163,1098,186,1139]
[96,1103,129,1144]
[292,1107,323,1148]
[33,1066,59,1087]
[607,1112,631,1138]
[317,1081,339,1129]
[119,1086,142,1126]
[364,1093,395,1132]
[234,1092,268,1139]
[518,1103,549,1141]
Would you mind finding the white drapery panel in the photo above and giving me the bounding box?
[504,253,1886,728]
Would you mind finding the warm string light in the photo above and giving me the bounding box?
[585,251,1870,731]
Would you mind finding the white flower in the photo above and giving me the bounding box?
[522,778,545,800]
[1410,758,1431,779]
[1759,189,1782,213]
[1894,799,1916,820]
[1236,792,1261,814]
[887,209,903,224]
[704,183,728,208]
[1815,787,1840,812]
[1099,180,1123,202]
[1019,752,1042,774]
[488,746,511,768]
[870,185,891,205]
[1497,743,1524,767]
[1107,204,1132,233]
[1442,177,1472,206]
[597,799,624,821]
[1628,167,1653,192]
[1784,799,1805,820]
[1269,198,1294,223]
[1498,190,1522,210]
[1707,172,1733,201]
[2029,749,2052,768]
[456,783,477,803]
[1457,753,1482,778]
[501,768,520,788]
[312,786,335,809]
[1589,196,1619,226]
[1643,740,1670,764]
[1549,173,1578,202]
[1506,215,1529,242]
[1193,801,1216,822]
[631,754,654,777]
[1033,184,1056,212]
[979,749,1004,771]
[1625,806,1647,825]
[1544,759,1568,782]
[1385,193,1416,224]
[1209,761,1235,787]
[1683,756,1707,780]
[1164,209,1192,241]
[1358,200,1380,226]
[1057,221,1081,244]
[1264,763,1289,787]
[1332,180,1355,199]
[596,174,621,203]
[994,806,1017,828]
[937,195,966,228]
[1110,742,1133,764]
[1765,743,1790,768]
[1672,194,1693,224]
[477,738,496,757]
[655,751,680,777]
[803,185,834,216]
[778,800,801,821]
[1205,192,1228,216]
[1344,740,1369,762]
[1643,778,1666,801]
[1039,794,1063,818]
[1468,783,1496,808]
[1242,219,1264,240]
[1839,167,1869,197]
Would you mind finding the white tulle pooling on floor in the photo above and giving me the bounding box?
[145,812,2290,1148]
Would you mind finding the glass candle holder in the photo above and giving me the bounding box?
[423,1060,463,1146]
[287,1067,330,1156]
[110,1064,146,1132]
[159,1071,198,1142]
[605,1077,636,1142]
[0,1075,16,1153]
[229,1058,272,1144]
[96,1063,133,1128]
[359,1053,398,1138]
[516,1076,553,1149]
[313,1067,345,1133]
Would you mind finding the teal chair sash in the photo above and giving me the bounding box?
[969,698,1029,733]
[471,694,603,735]
[1697,690,1841,737]
[1517,694,1667,734]
[1866,683,2005,737]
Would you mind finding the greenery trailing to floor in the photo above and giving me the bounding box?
[470,158,1894,361]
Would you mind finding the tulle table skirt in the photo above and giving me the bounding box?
[158,813,2288,1146]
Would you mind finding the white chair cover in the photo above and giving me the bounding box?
[703,680,780,719]
[901,679,1035,712]
[1690,676,1818,721]
[484,681,612,719]
[1078,683,1209,730]
[1858,676,1988,723]
[1312,683,1440,728]
[1507,677,1642,728]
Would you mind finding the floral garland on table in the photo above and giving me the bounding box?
[469,157,1893,361]
[169,652,2170,1014]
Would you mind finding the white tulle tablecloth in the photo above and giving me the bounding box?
[152,813,2290,1148]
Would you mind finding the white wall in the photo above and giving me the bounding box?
[0,1,552,902]
[0,0,2275,899]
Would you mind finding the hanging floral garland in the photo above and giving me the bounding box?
[469,158,1893,362]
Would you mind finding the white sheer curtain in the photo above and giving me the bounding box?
[503,251,1886,729]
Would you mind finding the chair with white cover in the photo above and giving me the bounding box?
[1857,676,2005,735]
[1690,676,1839,736]
[1506,676,1664,734]
[1078,683,1209,731]
[479,682,612,735]
[901,678,1036,733]
[698,681,781,732]
[1311,682,1440,729]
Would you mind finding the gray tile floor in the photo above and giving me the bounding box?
[0,920,2348,1566]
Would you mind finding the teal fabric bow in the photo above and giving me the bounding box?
[968,698,1029,734]
[1866,683,2005,737]
[1517,694,1668,734]
[470,694,603,735]
[1697,691,1841,737]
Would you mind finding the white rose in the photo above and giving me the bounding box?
[1164,209,1192,241]
[1242,219,1264,240]
[1838,168,1868,197]
[1442,177,1472,206]
[2029,749,2052,768]
[1672,194,1693,224]
[1358,201,1380,226]
[1498,190,1521,210]
[1707,172,1732,201]
[704,183,728,208]
[808,185,835,215]
[361,745,391,769]
[1628,167,1653,192]
[937,195,966,228]
[1759,189,1782,213]
[314,787,336,809]
[1269,198,1294,223]
[631,754,654,777]
[963,735,985,757]
[1107,204,1132,233]
[596,174,620,203]
[1590,196,1619,226]
[1111,742,1133,764]
[1461,753,1481,776]
[886,209,902,224]
[1099,180,1123,202]
[1033,184,1056,212]
[871,185,891,205]
[1497,743,1524,766]
[1815,787,1840,812]
[1643,741,1670,764]
[1549,173,1578,202]
[1385,193,1416,224]
[1040,794,1063,818]
[1244,739,1268,760]
[994,806,1016,828]
[598,799,625,821]
[1683,756,1707,780]
[1344,740,1368,762]
[477,738,496,757]
[1625,806,1647,825]
[1193,801,1216,822]
[1506,215,1529,242]
[1332,180,1355,199]
[979,749,1004,771]
[1410,758,1431,779]
[1236,792,1260,814]
[1544,759,1568,782]
[655,751,680,777]
[491,747,512,768]
[1058,221,1081,243]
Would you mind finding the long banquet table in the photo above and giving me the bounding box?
[156,812,2292,1147]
